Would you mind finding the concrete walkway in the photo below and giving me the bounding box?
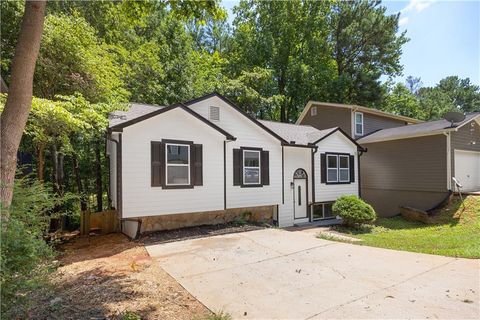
[146,228,479,319]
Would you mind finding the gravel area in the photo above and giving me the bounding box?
[139,222,270,245]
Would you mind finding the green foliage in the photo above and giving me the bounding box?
[333,195,376,226]
[120,311,142,320]
[0,176,61,317]
[384,83,423,119]
[330,0,408,107]
[35,13,129,103]
[205,311,233,320]
[331,196,480,258]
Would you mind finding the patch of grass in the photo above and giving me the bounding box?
[330,196,480,258]
[204,311,232,320]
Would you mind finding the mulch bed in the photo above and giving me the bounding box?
[139,221,270,245]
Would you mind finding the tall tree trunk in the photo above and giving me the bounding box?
[95,144,103,212]
[0,1,46,207]
[37,143,45,181]
[278,70,287,123]
[72,154,87,211]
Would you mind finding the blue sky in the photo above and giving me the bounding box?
[221,0,479,87]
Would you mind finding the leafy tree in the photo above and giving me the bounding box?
[229,0,334,122]
[35,14,129,103]
[384,83,423,119]
[329,0,408,107]
[434,76,480,113]
[1,0,46,207]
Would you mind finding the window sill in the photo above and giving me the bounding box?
[240,184,263,188]
[325,181,352,185]
[161,185,194,189]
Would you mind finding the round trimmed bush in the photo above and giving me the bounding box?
[332,195,376,226]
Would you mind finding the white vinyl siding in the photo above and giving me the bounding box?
[278,147,312,227]
[315,131,359,202]
[121,107,225,218]
[187,95,282,209]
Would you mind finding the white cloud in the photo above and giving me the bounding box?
[401,0,436,14]
[399,16,410,26]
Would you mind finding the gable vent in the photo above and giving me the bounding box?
[311,106,317,116]
[209,106,220,121]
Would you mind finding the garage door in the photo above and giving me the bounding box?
[454,150,480,191]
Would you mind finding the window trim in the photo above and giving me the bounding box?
[338,155,350,183]
[326,154,338,183]
[165,142,191,186]
[325,152,352,185]
[311,106,317,116]
[312,201,336,220]
[355,112,364,136]
[242,149,261,186]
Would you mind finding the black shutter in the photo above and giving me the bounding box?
[320,153,326,183]
[261,150,269,185]
[151,142,163,187]
[349,155,355,183]
[193,144,203,186]
[233,148,242,186]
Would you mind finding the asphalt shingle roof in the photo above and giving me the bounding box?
[108,103,164,128]
[357,113,480,144]
[258,120,337,145]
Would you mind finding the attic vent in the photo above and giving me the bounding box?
[311,106,317,116]
[209,106,220,121]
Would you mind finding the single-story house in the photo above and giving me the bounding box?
[357,113,480,216]
[106,93,364,237]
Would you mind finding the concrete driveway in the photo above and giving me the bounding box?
[146,228,479,319]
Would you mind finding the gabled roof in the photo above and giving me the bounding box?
[296,101,423,125]
[357,113,480,144]
[184,92,288,144]
[108,102,236,140]
[259,120,364,150]
[109,103,163,128]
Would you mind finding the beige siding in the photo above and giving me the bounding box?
[356,113,408,139]
[451,120,480,176]
[300,105,352,136]
[360,135,449,217]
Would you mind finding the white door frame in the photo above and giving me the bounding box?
[293,168,308,221]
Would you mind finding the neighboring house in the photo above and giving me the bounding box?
[107,93,363,237]
[296,101,421,139]
[357,113,480,216]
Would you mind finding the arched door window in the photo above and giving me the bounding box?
[293,168,307,179]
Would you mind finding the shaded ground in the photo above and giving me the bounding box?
[325,195,480,258]
[29,233,210,320]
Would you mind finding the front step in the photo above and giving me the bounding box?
[294,218,342,227]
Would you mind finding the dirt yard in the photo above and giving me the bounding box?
[29,233,210,320]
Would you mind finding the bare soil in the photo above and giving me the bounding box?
[29,233,210,320]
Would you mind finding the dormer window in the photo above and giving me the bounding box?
[355,112,364,136]
[209,106,220,121]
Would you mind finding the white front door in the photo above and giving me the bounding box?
[294,179,307,219]
[455,150,480,191]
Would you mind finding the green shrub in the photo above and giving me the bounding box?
[1,175,62,317]
[333,195,376,226]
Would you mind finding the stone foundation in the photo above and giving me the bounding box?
[137,205,275,234]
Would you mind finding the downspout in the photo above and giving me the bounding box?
[310,145,318,222]
[444,132,452,191]
[224,138,236,211]
[357,147,367,198]
[106,132,122,221]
